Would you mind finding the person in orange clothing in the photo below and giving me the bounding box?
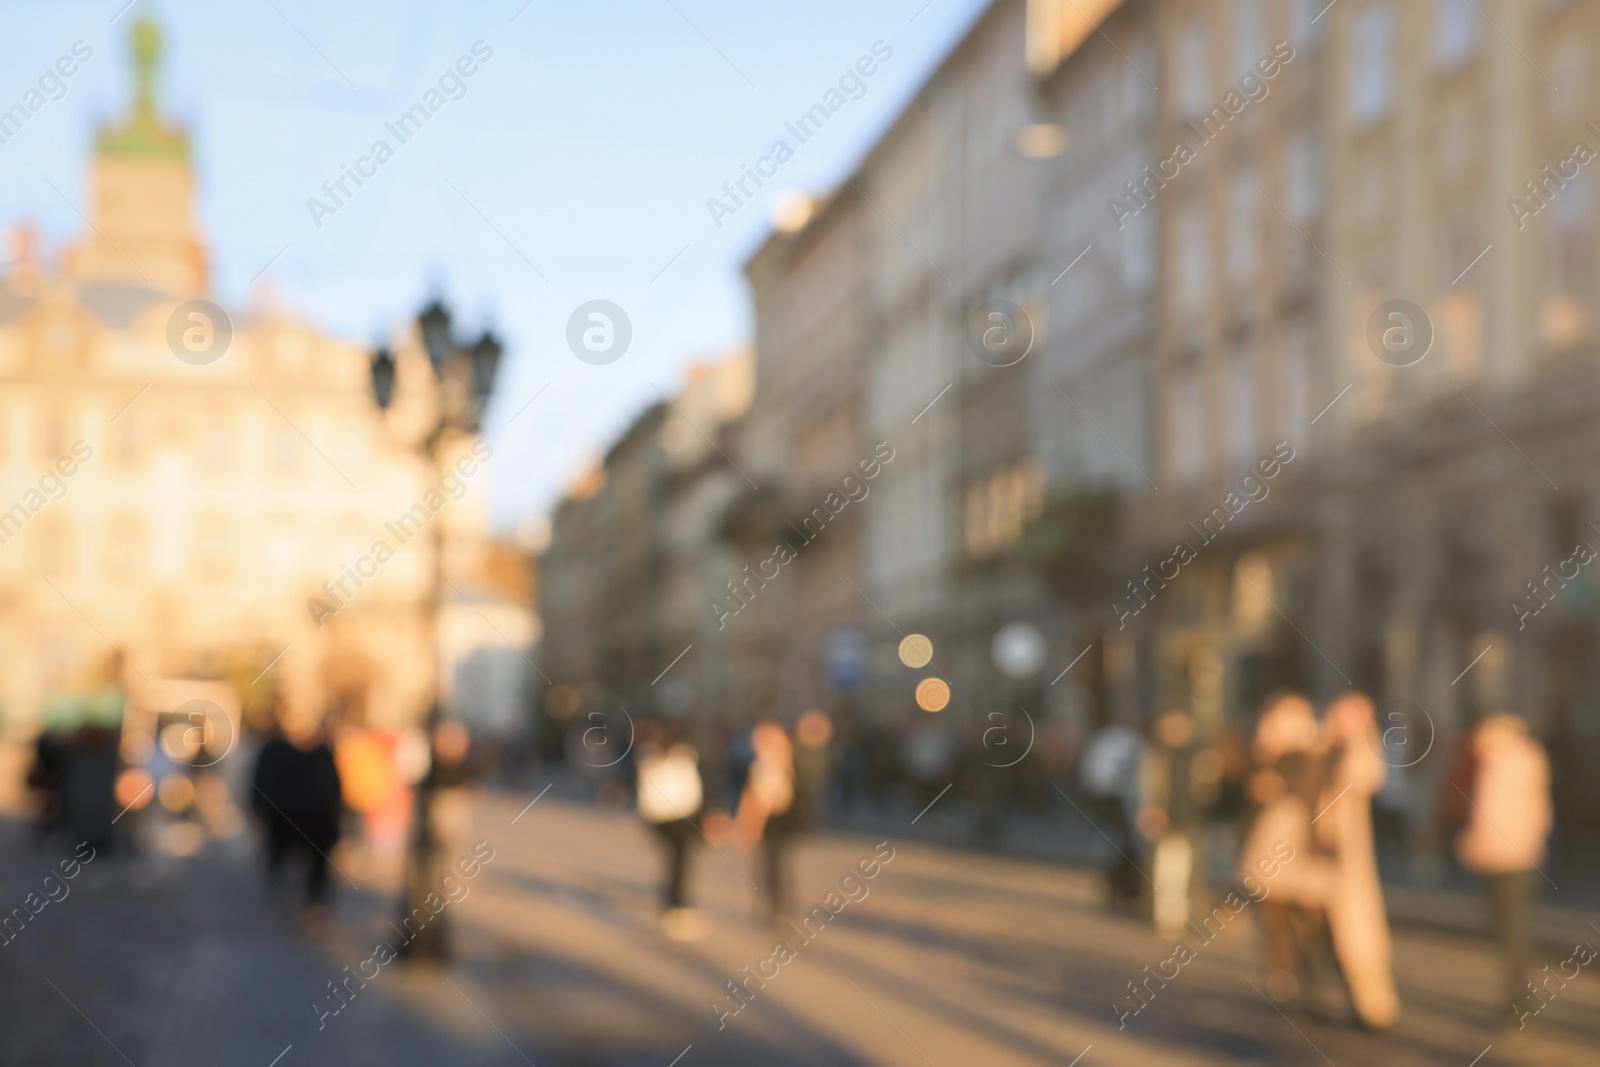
[333,722,409,876]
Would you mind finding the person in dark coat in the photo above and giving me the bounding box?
[251,706,343,907]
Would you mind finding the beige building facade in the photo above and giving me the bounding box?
[0,21,497,754]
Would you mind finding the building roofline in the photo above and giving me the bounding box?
[743,0,1127,275]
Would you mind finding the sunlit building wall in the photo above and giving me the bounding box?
[0,25,494,759]
[1315,0,1600,860]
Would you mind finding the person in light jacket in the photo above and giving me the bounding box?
[1240,693,1337,1009]
[1454,713,1553,1017]
[1315,692,1400,1030]
[636,722,708,939]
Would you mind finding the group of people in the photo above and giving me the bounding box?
[1239,692,1400,1028]
[634,716,821,939]
[1081,689,1555,1030]
[248,700,483,943]
[25,659,127,854]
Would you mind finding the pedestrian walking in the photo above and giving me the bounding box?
[27,726,69,844]
[1139,712,1214,936]
[636,724,709,940]
[44,654,127,854]
[1077,717,1144,912]
[1240,692,1337,1010]
[1451,713,1553,1023]
[1316,692,1401,1030]
[736,722,798,925]
[251,703,343,926]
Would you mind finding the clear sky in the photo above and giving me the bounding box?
[0,0,991,531]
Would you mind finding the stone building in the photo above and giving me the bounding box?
[0,20,495,772]
[536,352,752,725]
[1311,0,1600,860]
[537,0,1600,861]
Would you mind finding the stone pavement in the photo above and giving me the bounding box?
[1,790,1597,1066]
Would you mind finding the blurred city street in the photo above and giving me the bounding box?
[3,785,1596,1067]
[7,2,1600,1063]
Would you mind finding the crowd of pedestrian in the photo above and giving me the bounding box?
[630,716,821,940]
[612,689,1559,1031]
[1072,688,1557,1031]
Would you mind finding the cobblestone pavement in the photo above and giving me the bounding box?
[1,790,1596,1066]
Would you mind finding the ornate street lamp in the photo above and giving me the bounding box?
[370,297,502,961]
[370,346,396,410]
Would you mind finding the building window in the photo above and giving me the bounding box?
[36,404,68,460]
[1357,159,1390,222]
[109,413,144,469]
[964,459,1044,558]
[31,514,75,581]
[1541,172,1595,347]
[1286,134,1321,219]
[1292,0,1324,48]
[1123,34,1156,122]
[192,513,236,585]
[1229,169,1260,285]
[1173,356,1206,486]
[269,423,300,472]
[201,414,236,473]
[1282,320,1313,446]
[102,513,148,585]
[1437,102,1471,175]
[1179,13,1212,119]
[1350,3,1395,126]
[1236,0,1265,70]
[1433,0,1479,70]
[1062,253,1101,329]
[1122,207,1155,293]
[264,517,301,579]
[1228,344,1257,466]
[1178,200,1211,314]
[1550,40,1588,116]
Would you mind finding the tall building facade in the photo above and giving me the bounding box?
[0,21,496,760]
[539,0,1600,857]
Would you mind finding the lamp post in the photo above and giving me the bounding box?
[370,298,502,961]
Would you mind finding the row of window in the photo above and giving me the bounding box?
[1349,0,1586,128]
[0,409,362,472]
[1174,0,1586,131]
[1171,142,1321,314]
[1170,323,1315,488]
[7,512,423,587]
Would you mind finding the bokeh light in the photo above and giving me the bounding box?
[899,634,934,668]
[915,677,950,712]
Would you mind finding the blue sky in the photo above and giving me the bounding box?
[0,0,991,529]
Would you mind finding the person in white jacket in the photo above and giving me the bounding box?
[1455,713,1553,1015]
[1317,692,1401,1030]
